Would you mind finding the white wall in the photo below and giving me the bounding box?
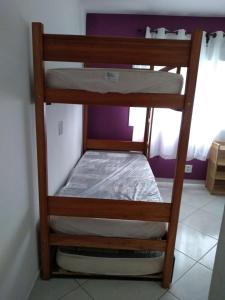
[46,103,83,195]
[0,1,85,299]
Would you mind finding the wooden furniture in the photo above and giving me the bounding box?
[32,22,202,288]
[206,141,225,195]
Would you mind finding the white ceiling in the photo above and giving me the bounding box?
[81,0,225,17]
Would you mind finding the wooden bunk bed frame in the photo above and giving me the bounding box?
[32,22,202,288]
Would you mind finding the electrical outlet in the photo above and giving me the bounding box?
[185,164,193,173]
[58,120,63,136]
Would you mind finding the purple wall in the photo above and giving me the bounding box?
[86,14,225,180]
[150,157,208,180]
[88,105,133,140]
[87,14,225,37]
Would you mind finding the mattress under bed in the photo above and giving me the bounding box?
[51,151,166,275]
[46,67,183,94]
[56,247,164,276]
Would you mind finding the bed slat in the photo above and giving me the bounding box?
[48,196,171,222]
[50,233,167,251]
[43,34,190,66]
[45,88,185,109]
[86,139,145,152]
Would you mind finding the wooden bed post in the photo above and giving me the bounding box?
[143,108,154,158]
[143,108,151,157]
[83,105,88,153]
[32,22,50,279]
[162,31,202,288]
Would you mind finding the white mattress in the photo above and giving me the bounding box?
[50,151,166,239]
[46,68,183,94]
[56,248,164,276]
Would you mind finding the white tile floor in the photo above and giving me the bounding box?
[29,182,225,300]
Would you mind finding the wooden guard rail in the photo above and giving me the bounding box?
[45,89,185,109]
[86,139,145,152]
[50,233,167,251]
[43,34,191,66]
[48,196,171,222]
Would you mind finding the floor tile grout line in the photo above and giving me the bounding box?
[174,247,202,262]
[79,284,96,300]
[201,208,225,219]
[181,201,224,221]
[158,289,168,300]
[175,201,211,224]
[158,290,181,300]
[169,291,181,300]
[170,260,199,287]
[175,242,217,264]
[57,283,82,300]
[174,248,196,259]
[171,256,214,289]
[179,221,219,240]
[159,184,219,221]
[201,203,225,219]
[75,278,86,286]
[76,278,89,287]
[198,261,214,272]
[196,243,217,269]
[198,243,217,259]
[179,203,209,222]
[178,221,219,241]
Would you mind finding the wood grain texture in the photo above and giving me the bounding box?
[32,22,50,279]
[86,139,145,152]
[48,196,171,222]
[45,88,184,109]
[147,108,155,158]
[50,233,167,251]
[83,105,88,153]
[206,142,225,195]
[43,34,191,66]
[143,108,151,157]
[162,30,203,289]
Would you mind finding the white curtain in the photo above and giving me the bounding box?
[130,27,225,161]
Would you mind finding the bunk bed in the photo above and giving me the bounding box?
[32,22,202,288]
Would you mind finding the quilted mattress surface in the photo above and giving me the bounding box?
[50,151,166,239]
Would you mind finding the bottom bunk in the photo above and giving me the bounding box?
[56,247,164,276]
[50,150,167,277]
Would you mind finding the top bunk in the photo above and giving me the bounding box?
[32,22,202,110]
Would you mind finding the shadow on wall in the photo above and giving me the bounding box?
[0,19,39,299]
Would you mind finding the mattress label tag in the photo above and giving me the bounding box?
[104,71,120,83]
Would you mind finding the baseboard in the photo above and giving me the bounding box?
[184,179,205,185]
[156,177,205,186]
[26,269,40,300]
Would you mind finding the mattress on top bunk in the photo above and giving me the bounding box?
[46,68,183,94]
[50,151,166,239]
